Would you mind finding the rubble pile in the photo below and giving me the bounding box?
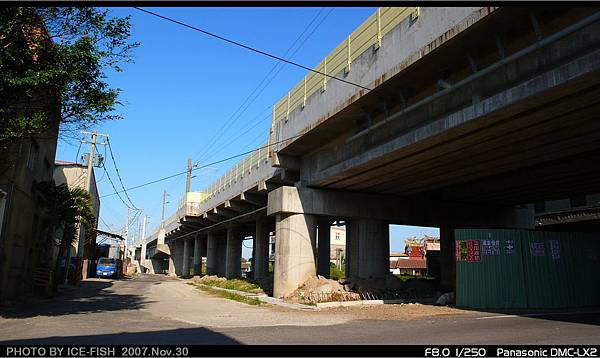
[287,274,438,304]
[286,275,360,304]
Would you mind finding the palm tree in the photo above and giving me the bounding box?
[35,181,95,289]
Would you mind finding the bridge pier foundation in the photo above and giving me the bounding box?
[346,219,389,280]
[206,232,219,276]
[253,216,270,281]
[168,240,184,276]
[182,238,191,277]
[216,236,227,277]
[273,213,317,298]
[439,226,456,293]
[225,226,242,279]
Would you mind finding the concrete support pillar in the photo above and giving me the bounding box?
[217,239,227,277]
[317,219,331,278]
[140,241,147,273]
[168,240,184,276]
[253,216,270,281]
[439,226,456,293]
[206,232,219,276]
[273,213,317,298]
[345,219,389,280]
[193,235,206,275]
[225,226,242,279]
[182,238,191,277]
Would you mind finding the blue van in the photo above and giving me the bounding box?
[96,257,118,278]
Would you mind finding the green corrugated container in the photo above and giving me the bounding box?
[456,229,600,309]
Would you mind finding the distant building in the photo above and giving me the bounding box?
[389,236,440,276]
[330,225,346,269]
[390,259,428,276]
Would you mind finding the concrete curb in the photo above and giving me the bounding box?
[316,298,437,308]
[257,296,319,311]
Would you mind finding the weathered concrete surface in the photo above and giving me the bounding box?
[206,233,219,276]
[273,213,317,298]
[168,240,183,277]
[346,219,389,280]
[268,186,534,229]
[182,238,191,276]
[225,227,242,279]
[253,215,270,281]
[271,7,489,155]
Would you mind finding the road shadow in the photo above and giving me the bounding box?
[0,279,152,319]
[454,306,600,326]
[0,327,241,345]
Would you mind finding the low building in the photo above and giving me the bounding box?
[390,259,428,276]
[389,236,440,277]
[330,225,346,269]
[53,160,100,279]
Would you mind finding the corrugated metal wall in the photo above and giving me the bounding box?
[456,229,600,309]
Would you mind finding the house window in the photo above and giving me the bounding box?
[27,143,39,171]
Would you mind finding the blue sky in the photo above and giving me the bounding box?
[56,7,438,257]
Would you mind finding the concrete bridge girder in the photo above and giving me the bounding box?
[268,186,534,229]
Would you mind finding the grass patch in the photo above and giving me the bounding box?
[199,277,262,294]
[394,274,436,282]
[195,285,261,306]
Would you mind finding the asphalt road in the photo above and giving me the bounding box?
[0,274,598,345]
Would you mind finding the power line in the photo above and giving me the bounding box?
[197,8,335,167]
[133,7,372,92]
[102,166,138,210]
[106,138,139,210]
[192,8,330,163]
[205,110,272,161]
[100,134,302,199]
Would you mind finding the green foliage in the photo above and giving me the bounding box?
[329,262,345,280]
[35,181,95,247]
[0,7,139,148]
[394,274,436,282]
[195,285,261,306]
[200,277,262,293]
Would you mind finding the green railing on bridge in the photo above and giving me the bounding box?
[272,7,418,124]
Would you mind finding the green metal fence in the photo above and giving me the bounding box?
[456,229,600,309]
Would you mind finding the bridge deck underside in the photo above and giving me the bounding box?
[320,77,600,206]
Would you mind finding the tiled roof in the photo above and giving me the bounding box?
[390,259,427,269]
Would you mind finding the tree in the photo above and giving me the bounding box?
[0,7,139,149]
[35,181,95,289]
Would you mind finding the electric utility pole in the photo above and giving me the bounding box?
[141,215,148,242]
[124,208,130,261]
[186,158,193,193]
[161,190,170,229]
[79,131,108,259]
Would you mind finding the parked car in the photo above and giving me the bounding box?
[96,257,118,278]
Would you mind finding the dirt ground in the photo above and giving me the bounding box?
[322,303,469,320]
